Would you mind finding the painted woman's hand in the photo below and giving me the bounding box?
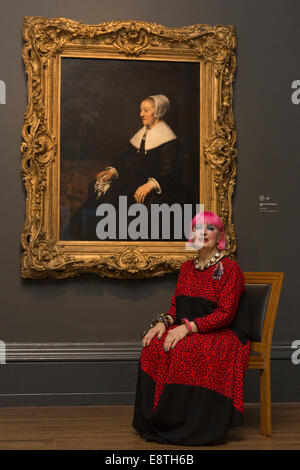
[96,168,115,182]
[134,181,154,203]
[163,325,188,352]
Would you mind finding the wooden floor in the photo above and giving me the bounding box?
[0,403,299,450]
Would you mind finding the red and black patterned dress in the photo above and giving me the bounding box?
[132,256,251,446]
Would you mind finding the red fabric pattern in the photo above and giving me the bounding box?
[139,257,250,415]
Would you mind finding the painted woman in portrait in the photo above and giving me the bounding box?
[70,94,186,240]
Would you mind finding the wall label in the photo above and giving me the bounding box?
[258,194,279,213]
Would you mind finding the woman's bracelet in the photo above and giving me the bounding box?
[141,313,173,338]
[181,318,193,336]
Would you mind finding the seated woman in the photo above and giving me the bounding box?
[132,211,251,446]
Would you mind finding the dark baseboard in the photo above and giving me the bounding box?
[0,392,136,407]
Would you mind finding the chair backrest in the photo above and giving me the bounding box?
[244,272,284,357]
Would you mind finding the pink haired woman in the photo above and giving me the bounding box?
[132,211,251,446]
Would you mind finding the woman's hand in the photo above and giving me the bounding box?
[142,322,166,348]
[134,181,154,203]
[163,325,188,352]
[96,168,115,182]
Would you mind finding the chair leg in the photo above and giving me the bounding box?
[260,366,272,436]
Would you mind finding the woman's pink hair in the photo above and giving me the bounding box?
[189,211,226,250]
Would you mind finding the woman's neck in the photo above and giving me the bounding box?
[146,119,160,130]
[197,247,219,265]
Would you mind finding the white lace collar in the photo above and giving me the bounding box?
[130,120,177,151]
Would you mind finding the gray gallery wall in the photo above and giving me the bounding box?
[0,0,299,405]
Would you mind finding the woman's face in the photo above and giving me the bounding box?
[140,99,159,129]
[191,223,220,251]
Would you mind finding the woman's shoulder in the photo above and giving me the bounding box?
[221,256,244,278]
[131,121,178,151]
[178,257,243,273]
[179,257,240,270]
[179,259,195,273]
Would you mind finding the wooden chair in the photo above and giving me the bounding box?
[244,272,284,436]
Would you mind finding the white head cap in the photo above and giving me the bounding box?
[148,94,170,119]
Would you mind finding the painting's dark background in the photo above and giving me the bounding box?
[0,0,299,405]
[61,57,199,162]
[60,58,199,240]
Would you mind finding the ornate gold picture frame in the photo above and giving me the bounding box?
[21,17,238,279]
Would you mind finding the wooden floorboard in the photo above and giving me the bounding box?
[0,403,298,450]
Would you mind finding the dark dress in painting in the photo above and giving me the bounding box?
[69,120,186,240]
[132,257,251,446]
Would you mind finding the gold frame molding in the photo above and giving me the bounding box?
[21,17,238,279]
